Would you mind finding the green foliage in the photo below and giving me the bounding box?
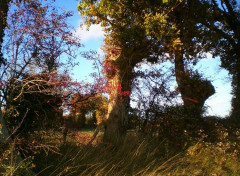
[70,93,108,127]
[78,0,177,63]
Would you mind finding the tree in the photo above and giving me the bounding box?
[71,93,108,127]
[168,1,216,117]
[131,66,178,132]
[1,0,32,65]
[4,73,63,138]
[78,0,174,143]
[133,0,215,117]
[0,0,82,142]
[188,0,240,120]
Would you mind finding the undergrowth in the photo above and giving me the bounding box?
[30,128,240,176]
[1,118,240,176]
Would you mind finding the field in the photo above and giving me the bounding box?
[9,128,237,176]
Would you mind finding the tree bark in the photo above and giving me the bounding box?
[103,49,133,144]
[174,48,215,117]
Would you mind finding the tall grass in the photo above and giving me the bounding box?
[30,130,240,176]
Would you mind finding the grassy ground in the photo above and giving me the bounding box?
[1,127,240,176]
[27,129,240,176]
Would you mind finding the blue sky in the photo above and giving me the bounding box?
[195,57,232,117]
[54,0,232,117]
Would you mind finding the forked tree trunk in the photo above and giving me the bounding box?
[175,48,215,117]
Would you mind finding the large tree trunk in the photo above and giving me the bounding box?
[175,48,215,117]
[103,49,133,144]
[104,95,130,143]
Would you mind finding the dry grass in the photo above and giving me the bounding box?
[27,129,240,176]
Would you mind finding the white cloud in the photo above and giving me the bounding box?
[75,23,105,42]
[97,47,105,56]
